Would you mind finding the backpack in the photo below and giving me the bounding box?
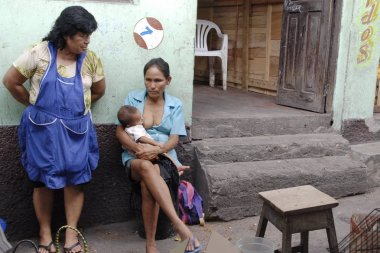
[178,180,205,225]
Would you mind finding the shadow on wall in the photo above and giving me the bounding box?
[0,125,131,240]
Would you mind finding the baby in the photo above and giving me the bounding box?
[118,105,189,176]
[117,105,164,149]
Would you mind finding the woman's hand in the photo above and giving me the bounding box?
[135,143,161,161]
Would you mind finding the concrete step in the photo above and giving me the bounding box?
[351,141,380,188]
[191,114,332,139]
[193,156,368,221]
[194,133,350,164]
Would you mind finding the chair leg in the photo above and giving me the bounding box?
[222,72,227,91]
[208,57,215,88]
[221,56,228,91]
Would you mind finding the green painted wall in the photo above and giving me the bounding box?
[333,0,380,130]
[0,0,197,125]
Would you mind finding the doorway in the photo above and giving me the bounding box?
[195,0,340,113]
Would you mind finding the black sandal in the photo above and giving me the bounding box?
[63,241,82,253]
[38,241,56,253]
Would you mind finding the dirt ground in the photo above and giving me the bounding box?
[10,187,380,253]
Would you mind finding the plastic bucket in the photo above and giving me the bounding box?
[236,237,274,253]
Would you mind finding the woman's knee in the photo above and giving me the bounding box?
[64,184,84,194]
[136,160,155,175]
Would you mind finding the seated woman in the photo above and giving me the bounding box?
[116,58,201,253]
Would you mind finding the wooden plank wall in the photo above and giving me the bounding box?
[195,0,283,96]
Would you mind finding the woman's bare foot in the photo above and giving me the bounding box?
[185,236,201,252]
[38,241,56,253]
[173,222,200,251]
[64,229,82,253]
[146,244,160,253]
[38,230,56,253]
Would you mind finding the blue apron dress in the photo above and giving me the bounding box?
[18,42,99,189]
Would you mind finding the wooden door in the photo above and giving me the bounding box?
[277,0,334,112]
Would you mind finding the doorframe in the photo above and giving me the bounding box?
[325,0,343,114]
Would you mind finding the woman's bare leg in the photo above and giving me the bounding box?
[131,160,200,251]
[33,187,57,253]
[63,185,84,253]
[141,180,160,253]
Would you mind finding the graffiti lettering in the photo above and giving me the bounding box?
[285,2,302,12]
[361,0,378,24]
[358,44,371,64]
[361,26,373,41]
[357,0,379,64]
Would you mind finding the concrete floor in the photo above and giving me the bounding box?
[11,187,380,253]
[192,83,323,119]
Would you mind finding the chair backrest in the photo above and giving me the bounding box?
[195,19,224,52]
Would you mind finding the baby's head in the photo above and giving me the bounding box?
[117,105,142,128]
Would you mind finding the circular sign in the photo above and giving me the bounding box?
[133,17,164,49]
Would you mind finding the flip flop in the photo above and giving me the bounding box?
[38,241,56,253]
[185,236,202,253]
[63,241,82,253]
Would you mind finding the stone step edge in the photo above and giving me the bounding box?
[196,156,368,221]
[193,133,351,164]
[193,133,349,147]
[191,115,334,139]
[350,142,380,188]
[192,113,332,122]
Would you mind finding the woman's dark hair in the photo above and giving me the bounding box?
[143,58,170,79]
[43,6,97,49]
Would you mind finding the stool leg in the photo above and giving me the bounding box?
[282,223,292,253]
[326,210,339,253]
[256,205,269,237]
[301,231,309,253]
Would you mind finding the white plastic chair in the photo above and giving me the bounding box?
[195,19,228,90]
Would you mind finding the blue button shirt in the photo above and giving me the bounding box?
[121,89,187,165]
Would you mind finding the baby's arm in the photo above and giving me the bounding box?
[138,136,164,148]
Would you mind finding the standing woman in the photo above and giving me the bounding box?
[2,6,105,253]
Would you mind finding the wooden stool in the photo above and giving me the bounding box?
[255,185,339,253]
